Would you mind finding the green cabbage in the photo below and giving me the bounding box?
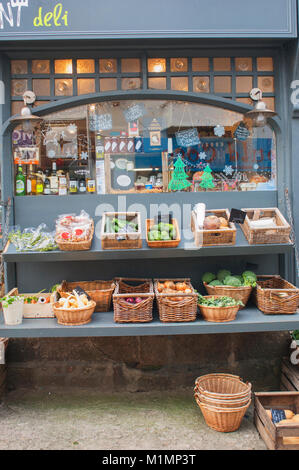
[202,272,216,284]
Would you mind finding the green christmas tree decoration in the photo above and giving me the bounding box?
[168,156,192,191]
[199,164,215,190]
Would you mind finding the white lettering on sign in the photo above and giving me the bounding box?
[0,0,28,28]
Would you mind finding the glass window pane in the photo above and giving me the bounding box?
[214,76,231,93]
[257,76,274,93]
[236,97,252,105]
[170,58,188,72]
[11,60,28,74]
[77,59,95,74]
[263,97,275,111]
[257,57,273,71]
[193,76,210,93]
[148,77,167,89]
[171,77,188,91]
[55,79,73,96]
[78,79,96,95]
[147,58,166,73]
[33,79,50,96]
[121,78,142,90]
[11,101,24,115]
[213,58,231,71]
[100,78,117,91]
[236,76,253,94]
[54,59,73,74]
[11,79,28,96]
[121,58,141,73]
[35,101,50,107]
[32,60,50,74]
[192,58,209,71]
[235,57,252,72]
[99,59,117,73]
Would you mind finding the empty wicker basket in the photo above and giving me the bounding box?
[195,373,252,399]
[252,275,299,315]
[196,400,250,432]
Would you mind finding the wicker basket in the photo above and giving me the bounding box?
[53,300,96,326]
[191,209,236,247]
[55,221,94,251]
[154,278,198,322]
[101,212,142,250]
[146,218,181,248]
[57,280,115,312]
[252,275,299,315]
[195,391,251,409]
[194,373,252,399]
[195,399,250,432]
[203,282,252,309]
[198,296,241,323]
[113,278,154,323]
[240,208,291,245]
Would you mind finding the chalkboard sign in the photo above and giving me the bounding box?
[175,128,200,147]
[229,208,247,224]
[234,123,250,141]
[124,104,146,122]
[271,409,286,424]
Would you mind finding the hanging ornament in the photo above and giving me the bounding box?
[199,164,215,190]
[234,122,250,141]
[223,165,234,177]
[214,125,225,137]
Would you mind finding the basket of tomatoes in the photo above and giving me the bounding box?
[154,279,198,322]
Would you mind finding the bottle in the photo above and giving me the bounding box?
[50,162,59,195]
[58,171,68,196]
[69,173,78,194]
[26,164,37,196]
[16,165,26,196]
[43,170,51,195]
[79,176,86,193]
[36,170,44,195]
[87,177,96,193]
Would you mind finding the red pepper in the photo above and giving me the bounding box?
[61,232,70,240]
[75,229,83,236]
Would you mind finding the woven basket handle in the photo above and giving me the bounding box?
[270,292,299,303]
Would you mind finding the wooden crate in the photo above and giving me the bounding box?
[240,208,291,245]
[281,358,299,391]
[191,209,236,247]
[7,288,55,318]
[101,212,142,250]
[146,218,181,248]
[254,392,299,450]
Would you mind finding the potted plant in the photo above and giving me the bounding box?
[0,294,24,325]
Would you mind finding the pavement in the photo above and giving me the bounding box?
[0,388,267,450]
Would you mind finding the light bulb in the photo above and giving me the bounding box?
[253,113,267,128]
[22,119,33,132]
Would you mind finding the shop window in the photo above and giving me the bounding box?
[11,60,28,75]
[236,76,253,94]
[170,58,188,73]
[214,76,231,94]
[257,57,274,71]
[54,59,73,74]
[77,59,95,74]
[257,76,275,94]
[55,79,73,96]
[121,78,142,90]
[77,79,96,95]
[99,78,117,91]
[147,58,166,73]
[192,58,209,72]
[99,59,117,74]
[193,77,210,93]
[171,77,188,92]
[121,58,141,73]
[11,99,277,197]
[235,58,253,72]
[213,58,231,71]
[32,60,50,74]
[11,79,28,96]
[148,77,167,89]
[33,79,51,97]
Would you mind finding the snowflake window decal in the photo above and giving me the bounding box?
[214,125,225,137]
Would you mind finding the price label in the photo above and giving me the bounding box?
[229,208,247,224]
[271,409,286,424]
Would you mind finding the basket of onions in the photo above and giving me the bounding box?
[113,278,154,323]
[154,279,198,322]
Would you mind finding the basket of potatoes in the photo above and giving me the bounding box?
[154,279,198,322]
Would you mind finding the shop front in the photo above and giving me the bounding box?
[0,0,298,393]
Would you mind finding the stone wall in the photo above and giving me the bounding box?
[3,332,289,394]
